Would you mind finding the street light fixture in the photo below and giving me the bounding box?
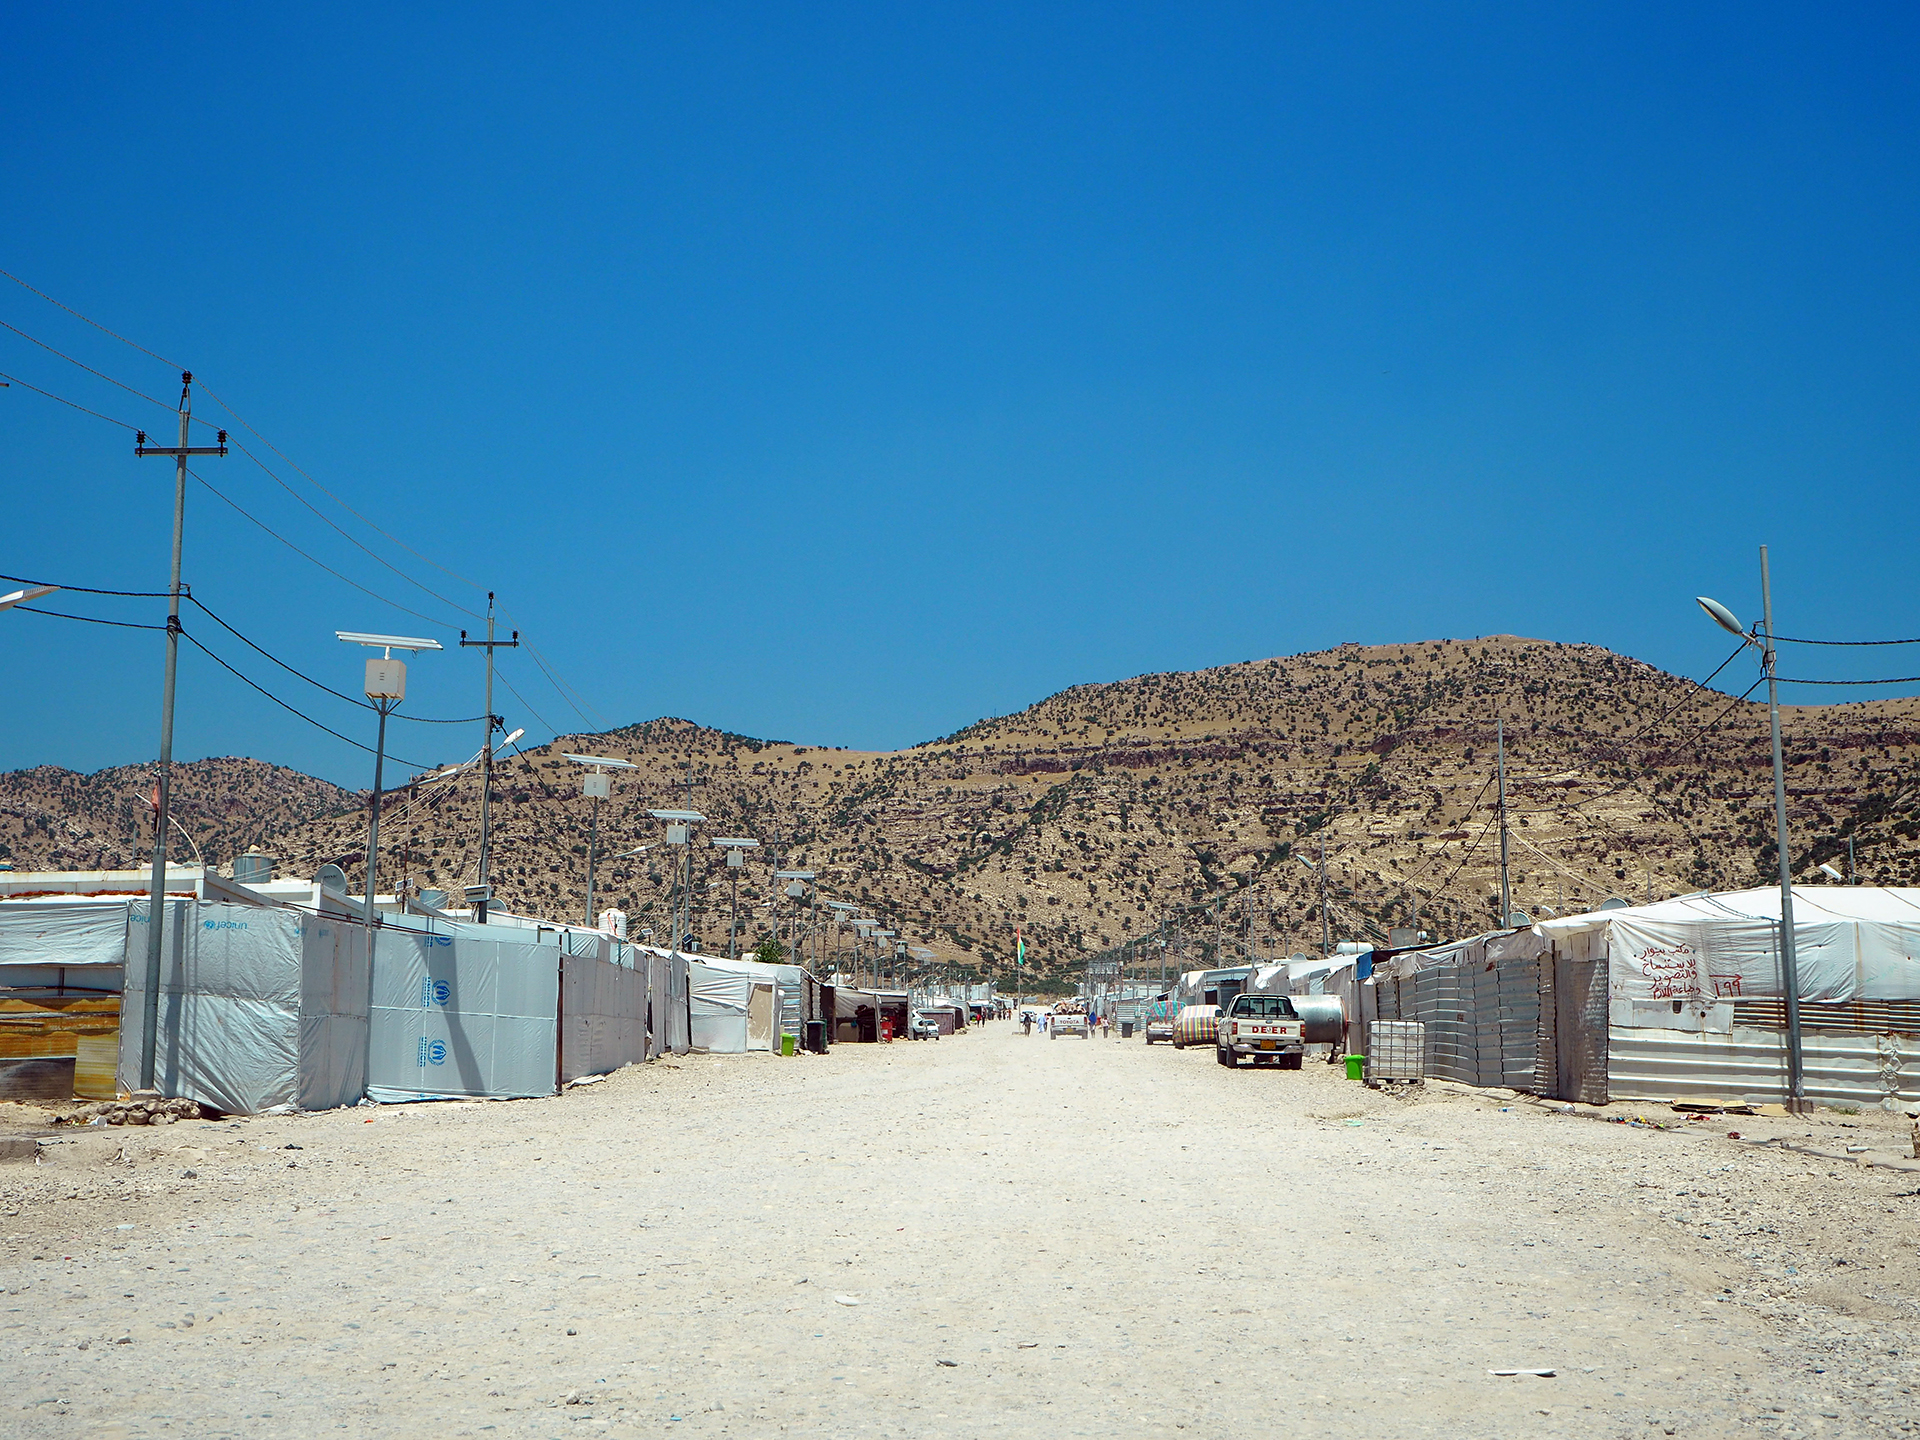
[0,583,58,612]
[1698,545,1809,1111]
[564,754,638,928]
[712,838,761,957]
[774,870,815,965]
[337,632,442,1030]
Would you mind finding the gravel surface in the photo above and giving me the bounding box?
[3,1024,1918,1437]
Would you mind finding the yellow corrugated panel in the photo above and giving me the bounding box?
[74,1033,119,1100]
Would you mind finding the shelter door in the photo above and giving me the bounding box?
[746,983,775,1052]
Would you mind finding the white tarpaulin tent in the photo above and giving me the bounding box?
[367,918,557,1103]
[689,956,783,1053]
[559,930,647,1083]
[0,898,133,985]
[119,900,368,1115]
[1537,887,1920,1107]
[1538,886,1920,1006]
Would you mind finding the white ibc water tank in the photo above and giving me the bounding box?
[599,908,627,939]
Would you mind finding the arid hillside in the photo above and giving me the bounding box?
[0,758,357,878]
[5,637,1917,985]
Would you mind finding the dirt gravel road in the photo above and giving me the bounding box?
[4,1023,1919,1438]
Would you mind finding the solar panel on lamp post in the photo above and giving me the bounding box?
[776,871,814,966]
[336,632,442,1048]
[564,754,639,929]
[824,900,860,975]
[649,809,706,955]
[712,838,760,957]
[1698,547,1808,1112]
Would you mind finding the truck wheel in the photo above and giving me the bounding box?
[1049,1030,1056,1040]
[1215,1046,1234,1067]
[1281,1052,1303,1070]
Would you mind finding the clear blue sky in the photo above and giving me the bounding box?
[4,4,1917,787]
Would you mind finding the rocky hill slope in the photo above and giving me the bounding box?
[5,637,1917,986]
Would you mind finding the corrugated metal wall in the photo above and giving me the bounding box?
[1609,1026,1920,1107]
[1374,958,1540,1089]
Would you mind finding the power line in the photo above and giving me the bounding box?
[185,594,486,724]
[195,380,491,601]
[0,369,139,430]
[1774,674,1920,687]
[0,571,169,598]
[1,272,608,730]
[1617,641,1750,749]
[224,437,483,622]
[15,605,166,631]
[188,466,455,630]
[180,632,434,771]
[0,317,200,422]
[0,267,184,370]
[492,665,562,741]
[518,638,603,729]
[1775,634,1920,647]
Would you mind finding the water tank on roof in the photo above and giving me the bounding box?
[234,852,273,885]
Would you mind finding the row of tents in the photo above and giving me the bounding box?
[0,881,936,1115]
[1229,885,1920,1109]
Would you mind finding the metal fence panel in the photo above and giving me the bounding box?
[1610,1026,1919,1107]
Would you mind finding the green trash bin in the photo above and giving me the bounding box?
[1344,1054,1365,1081]
[781,1033,796,1057]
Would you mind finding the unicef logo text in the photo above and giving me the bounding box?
[203,919,249,931]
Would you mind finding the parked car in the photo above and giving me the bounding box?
[1216,992,1305,1068]
[908,1011,940,1040]
[1171,1003,1221,1049]
[1142,998,1177,1045]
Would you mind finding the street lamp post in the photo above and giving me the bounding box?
[1698,544,1808,1112]
[649,809,706,955]
[712,839,761,957]
[776,871,814,963]
[564,754,639,927]
[336,632,442,1037]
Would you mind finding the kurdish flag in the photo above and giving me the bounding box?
[1016,926,1025,967]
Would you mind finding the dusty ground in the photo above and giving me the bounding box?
[2,1024,1919,1438]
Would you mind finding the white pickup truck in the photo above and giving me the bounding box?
[1216,993,1305,1068]
[1049,1009,1090,1039]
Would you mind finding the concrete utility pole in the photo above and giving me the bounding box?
[133,375,227,1089]
[1759,546,1807,1110]
[459,595,517,924]
[1497,716,1512,926]
[1319,831,1330,958]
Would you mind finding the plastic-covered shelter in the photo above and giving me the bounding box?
[119,900,369,1115]
[1538,886,1920,1107]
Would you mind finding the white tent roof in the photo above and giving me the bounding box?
[1538,886,1920,1004]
